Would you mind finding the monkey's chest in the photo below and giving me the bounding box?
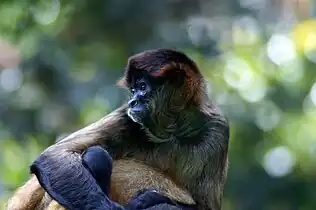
[109,159,195,205]
[109,144,196,205]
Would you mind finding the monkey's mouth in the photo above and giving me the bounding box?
[127,108,146,124]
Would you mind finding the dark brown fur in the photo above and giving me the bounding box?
[7,49,229,210]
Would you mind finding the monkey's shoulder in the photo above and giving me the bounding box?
[202,101,229,129]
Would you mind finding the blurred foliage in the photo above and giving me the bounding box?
[1,0,316,210]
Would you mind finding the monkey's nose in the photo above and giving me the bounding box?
[128,99,138,108]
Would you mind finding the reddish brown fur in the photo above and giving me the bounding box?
[155,62,205,105]
[109,160,195,205]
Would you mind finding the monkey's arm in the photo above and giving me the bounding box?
[7,107,128,210]
[36,146,125,210]
[29,107,129,209]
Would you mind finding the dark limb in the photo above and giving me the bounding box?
[127,189,197,210]
[28,107,128,210]
[82,146,113,196]
[30,144,124,210]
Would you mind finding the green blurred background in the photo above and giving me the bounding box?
[1,0,316,209]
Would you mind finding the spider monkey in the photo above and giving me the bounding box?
[7,49,229,210]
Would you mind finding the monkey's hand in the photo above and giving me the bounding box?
[127,189,177,209]
[127,189,197,210]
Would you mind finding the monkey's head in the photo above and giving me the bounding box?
[118,49,205,139]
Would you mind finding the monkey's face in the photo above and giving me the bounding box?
[120,49,203,128]
[126,74,184,129]
[127,77,153,124]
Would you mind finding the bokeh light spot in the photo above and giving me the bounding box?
[0,68,23,92]
[291,19,316,52]
[239,0,266,10]
[232,15,261,46]
[223,55,252,89]
[304,33,316,63]
[310,82,316,106]
[238,72,267,103]
[255,100,282,131]
[266,34,297,66]
[263,146,296,177]
[278,58,304,84]
[186,16,212,46]
[14,84,46,109]
[32,0,60,25]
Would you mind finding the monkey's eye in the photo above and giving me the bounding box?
[139,82,147,91]
[131,88,136,94]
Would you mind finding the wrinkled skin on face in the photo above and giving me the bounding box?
[127,76,153,125]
